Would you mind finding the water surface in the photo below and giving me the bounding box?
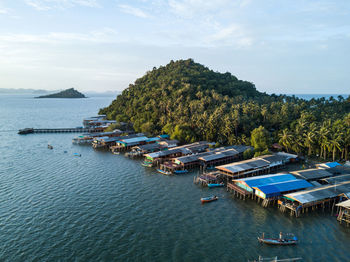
[0,95,349,262]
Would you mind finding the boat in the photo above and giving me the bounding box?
[113,151,120,155]
[141,163,152,167]
[174,169,188,174]
[207,182,224,188]
[48,144,53,149]
[258,232,298,245]
[201,196,218,203]
[157,169,172,175]
[141,161,153,167]
[73,153,82,157]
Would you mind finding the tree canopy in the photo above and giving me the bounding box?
[100,59,350,160]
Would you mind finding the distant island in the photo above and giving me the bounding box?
[36,88,86,98]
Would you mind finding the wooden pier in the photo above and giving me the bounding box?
[226,182,252,200]
[18,127,103,134]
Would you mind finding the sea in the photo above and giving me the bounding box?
[0,94,349,262]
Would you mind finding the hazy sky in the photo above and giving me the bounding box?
[0,0,349,93]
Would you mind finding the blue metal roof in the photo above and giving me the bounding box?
[254,179,313,195]
[325,162,341,168]
[236,174,297,188]
[120,136,149,144]
[147,137,161,142]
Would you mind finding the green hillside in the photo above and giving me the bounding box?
[100,59,350,160]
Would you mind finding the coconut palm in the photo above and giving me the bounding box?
[304,131,316,156]
[329,134,342,161]
[278,128,293,152]
[318,122,330,158]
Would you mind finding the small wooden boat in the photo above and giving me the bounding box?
[201,196,218,203]
[47,144,53,149]
[157,169,172,175]
[73,153,81,157]
[174,169,188,174]
[258,233,298,245]
[207,182,224,188]
[113,152,120,155]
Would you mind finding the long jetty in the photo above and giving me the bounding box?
[18,127,102,134]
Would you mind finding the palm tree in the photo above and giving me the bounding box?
[261,106,267,123]
[304,131,316,156]
[322,139,330,159]
[344,129,350,161]
[329,135,342,161]
[318,123,330,158]
[278,129,293,152]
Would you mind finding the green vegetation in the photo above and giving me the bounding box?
[36,88,86,98]
[100,59,350,160]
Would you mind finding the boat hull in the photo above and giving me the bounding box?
[258,237,297,245]
[157,169,172,175]
[174,170,188,174]
[207,183,224,188]
[201,196,218,203]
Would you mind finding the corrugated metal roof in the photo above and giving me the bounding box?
[230,145,253,153]
[321,174,350,184]
[235,174,297,188]
[326,166,350,175]
[199,150,238,162]
[176,152,212,164]
[147,137,161,142]
[254,179,313,195]
[284,180,350,204]
[291,168,333,181]
[275,152,298,159]
[146,147,191,159]
[135,143,164,151]
[120,136,149,144]
[246,159,270,168]
[324,162,341,168]
[259,154,285,164]
[336,199,350,208]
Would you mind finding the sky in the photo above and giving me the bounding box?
[0,0,349,94]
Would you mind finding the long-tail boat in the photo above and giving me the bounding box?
[258,232,298,245]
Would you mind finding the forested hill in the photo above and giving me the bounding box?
[100,59,350,160]
[36,88,86,98]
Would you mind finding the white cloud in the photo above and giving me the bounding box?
[24,0,100,11]
[239,0,251,7]
[208,24,253,47]
[118,4,150,18]
[168,0,229,18]
[0,8,8,14]
[0,28,119,44]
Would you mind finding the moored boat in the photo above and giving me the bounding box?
[201,196,218,203]
[157,169,172,175]
[207,182,224,188]
[258,232,298,245]
[141,161,153,167]
[174,169,188,174]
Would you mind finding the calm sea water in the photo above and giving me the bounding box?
[0,94,349,262]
